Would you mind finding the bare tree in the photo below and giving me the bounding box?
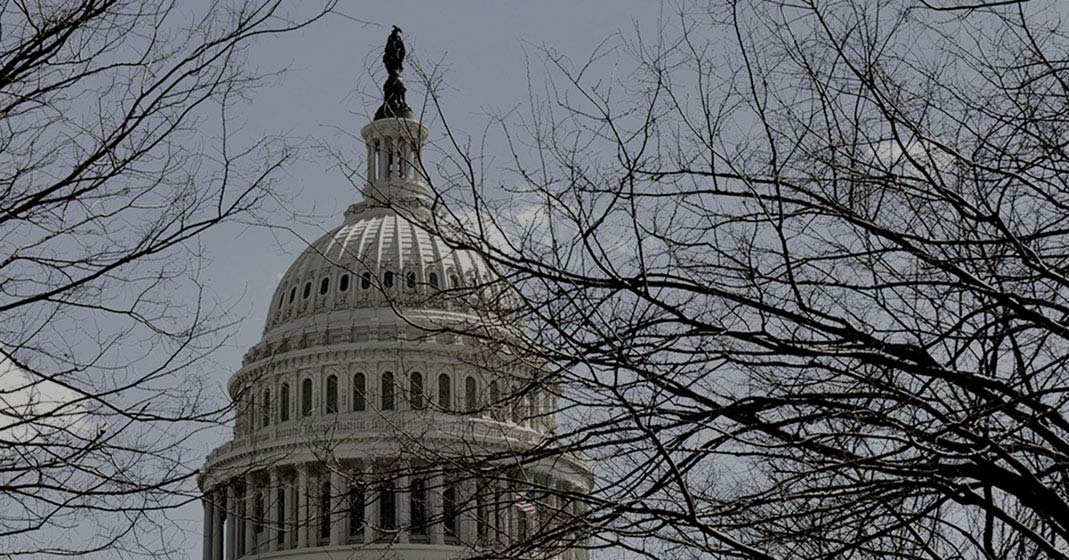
[0,1,335,557]
[360,1,1069,558]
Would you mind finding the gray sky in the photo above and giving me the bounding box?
[181,2,665,557]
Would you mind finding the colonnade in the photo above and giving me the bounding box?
[366,135,420,183]
[202,462,584,560]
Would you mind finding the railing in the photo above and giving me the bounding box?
[205,413,544,465]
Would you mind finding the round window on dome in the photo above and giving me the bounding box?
[319,277,329,295]
[429,273,439,289]
[361,272,371,289]
[384,271,394,288]
[405,271,416,289]
[302,282,311,299]
[339,274,350,292]
[289,287,297,303]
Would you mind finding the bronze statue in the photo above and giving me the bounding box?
[375,26,412,120]
[384,26,405,75]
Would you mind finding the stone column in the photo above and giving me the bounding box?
[203,495,214,560]
[377,138,387,180]
[267,470,279,552]
[459,477,476,547]
[212,489,224,560]
[367,143,375,182]
[362,464,376,543]
[225,485,236,560]
[330,469,345,545]
[429,471,444,545]
[284,477,295,549]
[297,466,309,548]
[387,137,397,178]
[503,480,514,548]
[397,467,410,544]
[245,476,257,554]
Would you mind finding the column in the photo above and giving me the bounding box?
[398,467,410,544]
[284,476,296,549]
[267,470,278,552]
[459,477,476,547]
[362,463,376,543]
[429,471,444,545]
[331,469,345,545]
[377,138,387,180]
[212,489,224,560]
[367,143,375,182]
[271,378,279,427]
[506,480,517,548]
[225,485,236,560]
[576,496,589,560]
[297,466,309,548]
[203,495,213,560]
[245,476,257,554]
[386,137,396,178]
[237,486,246,557]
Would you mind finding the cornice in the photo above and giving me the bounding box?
[199,413,593,490]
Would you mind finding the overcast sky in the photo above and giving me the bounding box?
[180,2,664,557]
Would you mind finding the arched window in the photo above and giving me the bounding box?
[383,271,394,288]
[352,373,366,412]
[319,277,330,295]
[278,294,285,309]
[361,272,372,289]
[409,372,423,410]
[465,377,477,413]
[302,282,312,299]
[443,483,459,543]
[289,287,297,303]
[277,487,286,544]
[325,374,338,414]
[449,274,459,289]
[381,372,395,410]
[379,479,396,530]
[262,388,271,428]
[280,383,290,422]
[405,271,416,289]
[429,272,439,289]
[301,378,313,417]
[437,373,451,410]
[339,274,350,292]
[373,140,381,180]
[255,491,265,534]
[410,477,428,540]
[518,499,530,540]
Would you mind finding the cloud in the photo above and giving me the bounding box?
[0,358,98,445]
[454,200,557,255]
[869,138,955,175]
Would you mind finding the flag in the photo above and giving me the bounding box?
[513,491,537,513]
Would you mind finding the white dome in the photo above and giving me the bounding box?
[262,203,491,339]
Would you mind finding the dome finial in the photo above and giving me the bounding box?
[375,26,413,120]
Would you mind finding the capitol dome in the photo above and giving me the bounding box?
[198,29,591,560]
[262,205,492,339]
